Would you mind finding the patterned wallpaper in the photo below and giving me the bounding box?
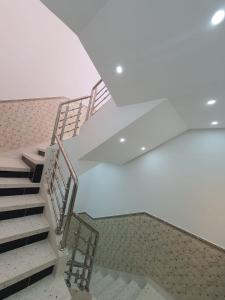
[0,98,87,152]
[69,213,225,300]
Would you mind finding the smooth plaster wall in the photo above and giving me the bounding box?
[76,130,225,249]
[0,0,100,100]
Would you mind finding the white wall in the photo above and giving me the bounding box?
[0,0,100,100]
[76,130,225,249]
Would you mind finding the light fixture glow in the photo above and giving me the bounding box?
[120,138,126,143]
[211,9,225,26]
[211,121,219,126]
[141,147,146,151]
[207,99,217,106]
[116,65,123,74]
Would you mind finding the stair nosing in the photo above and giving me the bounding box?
[0,194,45,212]
[0,215,50,244]
[0,240,56,290]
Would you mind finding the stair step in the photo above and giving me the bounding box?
[0,214,49,245]
[7,275,71,300]
[0,158,30,172]
[23,152,45,165]
[136,284,165,300]
[114,280,141,300]
[92,274,115,297]
[0,177,40,189]
[0,194,45,212]
[0,240,56,290]
[98,277,127,300]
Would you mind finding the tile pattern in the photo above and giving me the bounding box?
[0,97,88,152]
[69,213,225,300]
[0,98,66,152]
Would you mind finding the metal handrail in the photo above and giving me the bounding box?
[54,135,78,184]
[46,133,79,249]
[65,213,99,291]
[51,96,91,145]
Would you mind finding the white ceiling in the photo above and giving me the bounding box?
[42,0,225,129]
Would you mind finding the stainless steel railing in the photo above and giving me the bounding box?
[51,79,111,143]
[46,134,79,249]
[65,214,99,291]
[51,96,91,145]
[86,79,111,120]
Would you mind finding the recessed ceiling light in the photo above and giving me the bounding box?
[116,65,123,74]
[211,10,225,26]
[207,99,217,106]
[141,147,146,151]
[211,121,219,126]
[119,138,126,143]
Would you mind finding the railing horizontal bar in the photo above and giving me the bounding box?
[58,120,77,129]
[96,85,106,96]
[59,114,79,123]
[93,93,110,109]
[95,88,108,101]
[55,135,78,184]
[73,214,99,235]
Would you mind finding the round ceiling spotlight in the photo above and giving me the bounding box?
[116,65,123,74]
[207,99,217,106]
[211,9,225,26]
[211,121,219,126]
[119,137,126,143]
[141,147,146,151]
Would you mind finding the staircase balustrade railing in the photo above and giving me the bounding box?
[51,79,111,143]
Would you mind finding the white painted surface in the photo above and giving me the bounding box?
[76,130,225,249]
[0,0,100,100]
[82,100,186,163]
[64,98,186,166]
[42,0,225,129]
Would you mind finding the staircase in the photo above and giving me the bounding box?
[89,269,169,300]
[0,147,71,299]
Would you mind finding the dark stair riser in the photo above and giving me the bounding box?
[0,266,54,299]
[0,206,44,221]
[0,171,31,179]
[0,187,39,197]
[22,156,44,183]
[0,232,48,254]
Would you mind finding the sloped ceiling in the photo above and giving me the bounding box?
[42,0,225,129]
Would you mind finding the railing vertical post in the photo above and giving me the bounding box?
[74,101,83,136]
[60,183,78,249]
[57,175,72,234]
[60,105,69,140]
[51,103,63,145]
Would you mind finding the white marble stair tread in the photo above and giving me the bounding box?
[0,177,40,188]
[98,277,127,300]
[135,283,165,300]
[90,271,104,290]
[0,158,30,172]
[23,152,45,165]
[7,275,71,300]
[114,280,141,300]
[91,274,115,297]
[0,215,49,244]
[0,194,45,212]
[0,240,56,290]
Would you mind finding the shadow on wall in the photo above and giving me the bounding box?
[73,212,225,300]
